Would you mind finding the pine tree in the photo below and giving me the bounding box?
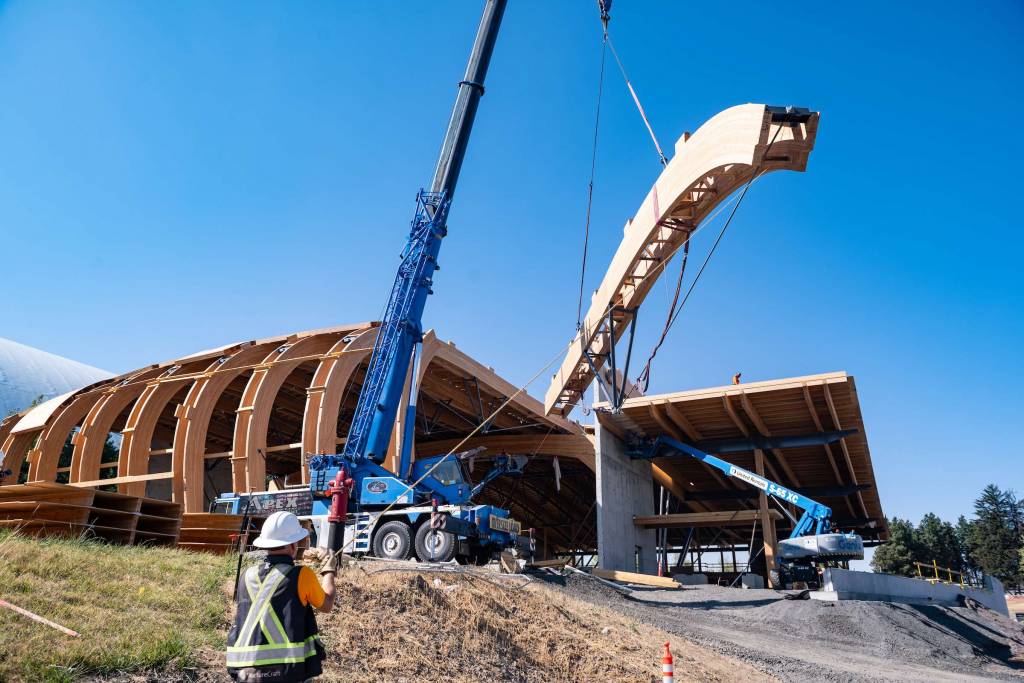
[915,512,963,572]
[871,517,918,576]
[963,484,1022,590]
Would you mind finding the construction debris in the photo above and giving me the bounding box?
[0,597,80,637]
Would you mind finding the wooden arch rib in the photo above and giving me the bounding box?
[70,368,162,483]
[118,365,198,496]
[30,393,107,482]
[0,415,27,484]
[301,328,377,464]
[171,342,278,512]
[1,431,38,485]
[232,332,347,493]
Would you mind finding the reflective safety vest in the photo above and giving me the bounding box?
[227,557,325,682]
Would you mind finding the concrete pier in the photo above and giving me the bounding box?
[594,416,656,572]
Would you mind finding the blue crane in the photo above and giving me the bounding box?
[216,0,529,566]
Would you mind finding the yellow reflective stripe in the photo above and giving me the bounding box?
[236,566,288,647]
[226,635,320,667]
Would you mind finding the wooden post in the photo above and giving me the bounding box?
[754,449,778,586]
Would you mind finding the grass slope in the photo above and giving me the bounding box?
[0,531,233,683]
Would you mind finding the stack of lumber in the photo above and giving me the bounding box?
[0,482,181,546]
[178,512,265,554]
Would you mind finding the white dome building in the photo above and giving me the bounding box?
[0,338,111,418]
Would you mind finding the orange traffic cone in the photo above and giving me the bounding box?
[661,641,674,683]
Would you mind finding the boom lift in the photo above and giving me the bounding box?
[632,435,865,587]
[214,0,533,566]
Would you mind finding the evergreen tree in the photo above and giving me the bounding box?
[915,512,963,571]
[871,517,918,576]
[963,485,1022,590]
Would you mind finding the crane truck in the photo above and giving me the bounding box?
[212,0,533,566]
[632,434,865,588]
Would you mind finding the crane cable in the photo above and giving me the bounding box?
[575,15,609,329]
[635,124,786,390]
[577,1,671,328]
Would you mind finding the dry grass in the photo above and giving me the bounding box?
[316,565,771,683]
[0,530,233,683]
[0,532,769,682]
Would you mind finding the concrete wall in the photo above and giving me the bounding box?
[594,417,656,572]
[817,568,1008,616]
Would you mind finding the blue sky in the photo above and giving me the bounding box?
[1,1,1021,526]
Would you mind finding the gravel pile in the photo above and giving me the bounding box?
[542,572,1024,682]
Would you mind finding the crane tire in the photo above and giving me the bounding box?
[414,522,456,563]
[372,521,412,561]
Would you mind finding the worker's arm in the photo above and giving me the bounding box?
[298,557,338,613]
[317,567,336,613]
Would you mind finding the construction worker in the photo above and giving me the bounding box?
[226,511,337,682]
[732,372,742,385]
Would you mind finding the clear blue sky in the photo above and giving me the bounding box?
[2,1,1021,526]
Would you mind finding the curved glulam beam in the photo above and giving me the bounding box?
[170,343,276,512]
[545,103,819,415]
[118,366,199,496]
[301,329,377,465]
[31,393,105,482]
[232,333,346,493]
[70,368,161,483]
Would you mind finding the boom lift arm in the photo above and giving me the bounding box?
[633,433,865,586]
[639,435,837,538]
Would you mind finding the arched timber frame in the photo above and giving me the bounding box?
[1,324,599,550]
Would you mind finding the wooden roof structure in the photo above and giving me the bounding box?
[546,103,820,415]
[0,325,597,552]
[596,372,889,543]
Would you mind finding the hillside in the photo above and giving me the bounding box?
[0,533,766,682]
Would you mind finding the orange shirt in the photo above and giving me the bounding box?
[296,565,326,609]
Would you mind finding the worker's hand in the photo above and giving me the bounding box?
[318,552,340,576]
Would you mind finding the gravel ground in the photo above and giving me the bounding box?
[539,571,1024,682]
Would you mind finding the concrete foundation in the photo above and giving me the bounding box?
[812,568,1009,616]
[595,417,656,572]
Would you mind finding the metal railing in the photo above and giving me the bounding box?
[914,560,980,588]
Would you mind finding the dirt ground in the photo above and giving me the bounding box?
[540,571,1024,682]
[313,563,769,682]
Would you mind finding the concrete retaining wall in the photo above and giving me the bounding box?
[815,568,1008,616]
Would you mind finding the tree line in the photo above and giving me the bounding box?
[871,484,1023,592]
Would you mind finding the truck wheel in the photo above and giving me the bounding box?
[372,521,412,560]
[414,522,456,562]
[473,547,492,566]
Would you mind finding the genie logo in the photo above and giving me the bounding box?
[366,480,388,494]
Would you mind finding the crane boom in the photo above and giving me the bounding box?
[342,0,507,466]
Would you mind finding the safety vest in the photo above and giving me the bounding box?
[226,557,324,682]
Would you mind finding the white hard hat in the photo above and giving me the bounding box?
[253,511,309,549]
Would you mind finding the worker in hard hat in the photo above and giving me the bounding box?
[226,510,337,682]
